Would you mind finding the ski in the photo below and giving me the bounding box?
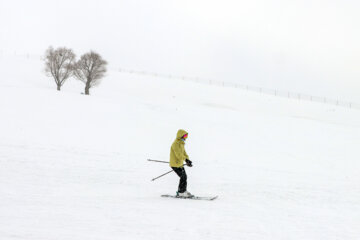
[161,194,218,201]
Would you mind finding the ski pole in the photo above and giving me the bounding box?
[151,164,186,181]
[151,169,174,181]
[147,159,169,164]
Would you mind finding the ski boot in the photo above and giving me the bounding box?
[177,191,194,198]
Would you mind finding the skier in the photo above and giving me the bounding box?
[170,129,193,197]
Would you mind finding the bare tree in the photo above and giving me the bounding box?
[44,46,75,91]
[73,51,107,95]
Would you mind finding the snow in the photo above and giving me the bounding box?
[0,54,359,239]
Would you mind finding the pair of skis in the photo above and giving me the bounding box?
[148,159,218,201]
[161,194,218,201]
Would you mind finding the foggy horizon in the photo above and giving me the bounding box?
[1,0,359,102]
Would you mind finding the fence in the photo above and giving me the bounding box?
[0,51,43,60]
[116,68,360,110]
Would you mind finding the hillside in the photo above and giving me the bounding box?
[1,54,359,240]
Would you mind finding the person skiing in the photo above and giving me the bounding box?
[170,129,193,197]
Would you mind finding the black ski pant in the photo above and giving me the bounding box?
[172,167,187,193]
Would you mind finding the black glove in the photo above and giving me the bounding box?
[185,159,193,167]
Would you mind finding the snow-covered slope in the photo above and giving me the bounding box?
[1,55,359,240]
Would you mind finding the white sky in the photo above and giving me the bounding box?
[1,0,359,102]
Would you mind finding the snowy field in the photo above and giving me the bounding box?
[1,55,360,239]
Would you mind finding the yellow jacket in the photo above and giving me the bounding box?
[170,129,189,168]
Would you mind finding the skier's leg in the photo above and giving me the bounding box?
[172,167,187,193]
[172,167,182,192]
[179,168,187,193]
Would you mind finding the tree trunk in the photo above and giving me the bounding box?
[85,83,90,95]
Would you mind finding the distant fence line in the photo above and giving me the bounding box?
[2,51,359,110]
[116,67,360,110]
[0,51,43,60]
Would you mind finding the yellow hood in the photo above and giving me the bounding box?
[176,129,188,140]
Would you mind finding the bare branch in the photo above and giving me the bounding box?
[44,46,76,91]
[73,51,107,95]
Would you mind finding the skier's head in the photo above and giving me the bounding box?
[176,129,188,141]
